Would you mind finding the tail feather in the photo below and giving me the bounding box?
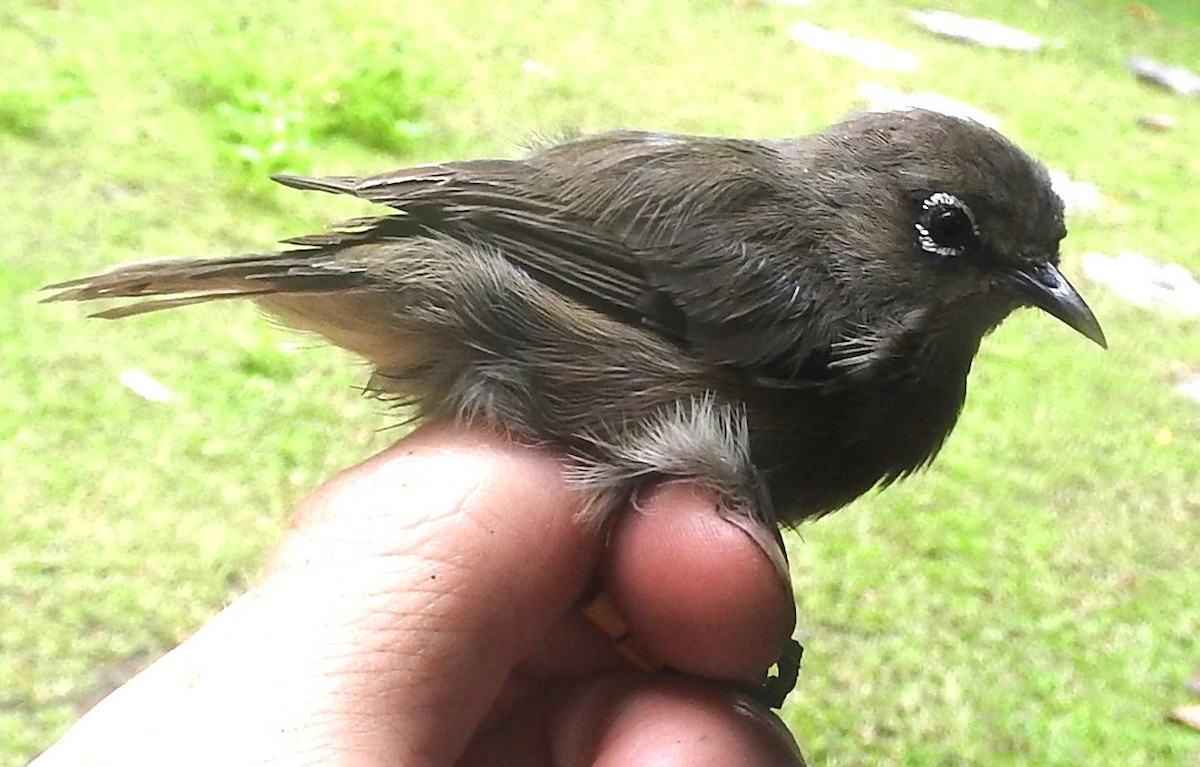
[90,292,274,319]
[271,173,361,195]
[41,253,369,317]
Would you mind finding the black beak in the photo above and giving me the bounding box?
[1007,262,1107,348]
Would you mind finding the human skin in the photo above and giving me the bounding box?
[33,424,804,766]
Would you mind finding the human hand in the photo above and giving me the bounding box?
[34,423,803,766]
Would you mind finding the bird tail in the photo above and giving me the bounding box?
[40,253,368,319]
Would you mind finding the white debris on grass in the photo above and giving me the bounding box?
[790,22,917,72]
[1048,169,1102,216]
[120,369,173,403]
[1171,704,1200,732]
[1127,56,1200,97]
[1176,375,1200,406]
[911,11,1042,52]
[1082,252,1200,315]
[521,60,557,78]
[1136,113,1178,132]
[858,82,1001,129]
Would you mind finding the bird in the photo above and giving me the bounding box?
[44,106,1105,606]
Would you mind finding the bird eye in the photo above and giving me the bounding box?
[916,192,978,258]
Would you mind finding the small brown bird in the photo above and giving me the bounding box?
[44,109,1105,698]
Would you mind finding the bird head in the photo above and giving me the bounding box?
[807,109,1106,350]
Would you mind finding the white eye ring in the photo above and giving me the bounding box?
[922,192,966,211]
[916,192,978,257]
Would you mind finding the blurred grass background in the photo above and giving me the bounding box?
[2,0,1198,764]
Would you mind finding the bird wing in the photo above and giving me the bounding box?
[275,131,834,379]
[274,163,655,331]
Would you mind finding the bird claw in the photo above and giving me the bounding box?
[733,637,804,709]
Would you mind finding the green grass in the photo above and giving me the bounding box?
[2,0,1199,764]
